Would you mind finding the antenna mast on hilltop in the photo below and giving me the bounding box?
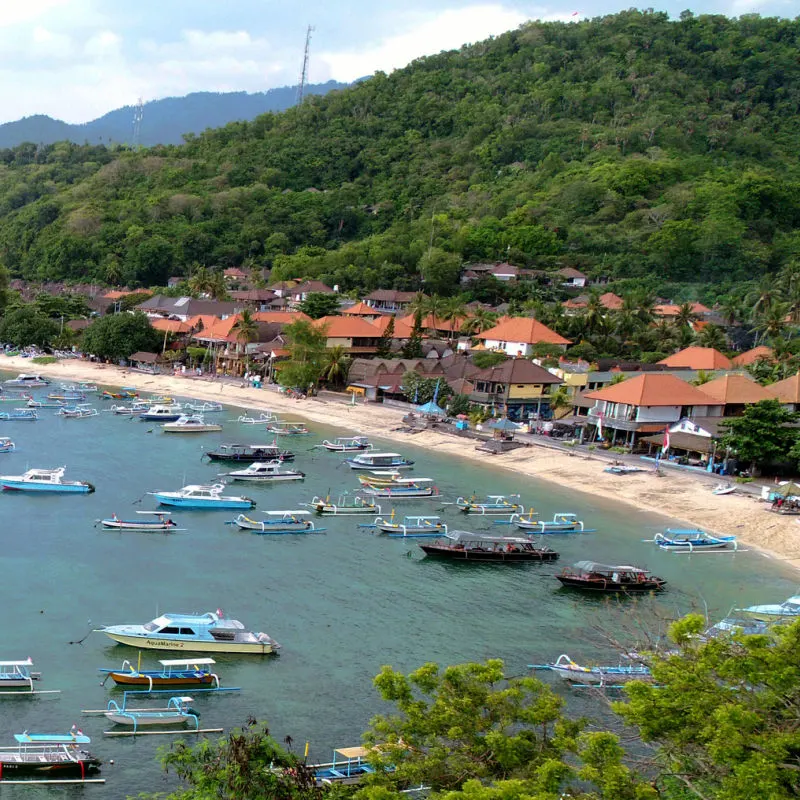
[296,25,314,106]
[132,97,144,148]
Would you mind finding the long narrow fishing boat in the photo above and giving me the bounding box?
[456,495,523,515]
[150,483,254,509]
[48,392,86,402]
[104,695,200,731]
[0,658,42,692]
[237,412,277,425]
[356,471,404,487]
[736,595,800,621]
[60,382,98,393]
[528,653,652,686]
[205,443,295,462]
[27,398,67,409]
[419,530,559,562]
[97,610,281,654]
[56,405,98,419]
[344,452,414,470]
[316,436,371,452]
[100,512,179,531]
[374,515,447,538]
[0,409,38,421]
[110,401,150,415]
[654,529,738,551]
[99,657,222,689]
[184,402,223,413]
[229,510,320,533]
[360,478,439,498]
[512,512,589,534]
[0,731,101,778]
[556,561,666,593]
[306,494,380,515]
[102,388,138,399]
[162,415,222,433]
[0,467,95,493]
[265,420,310,436]
[314,747,378,786]
[225,462,305,482]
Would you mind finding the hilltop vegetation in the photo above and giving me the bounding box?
[0,10,798,299]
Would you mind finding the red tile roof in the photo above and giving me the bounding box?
[314,316,381,338]
[658,346,732,370]
[252,311,311,324]
[342,302,382,316]
[768,372,800,404]
[150,318,192,333]
[653,302,712,317]
[584,373,716,407]
[698,374,777,405]
[370,315,415,338]
[477,317,570,346]
[399,313,466,333]
[731,346,774,367]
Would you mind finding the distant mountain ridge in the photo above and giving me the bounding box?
[0,81,348,148]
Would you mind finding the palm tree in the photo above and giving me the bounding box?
[752,302,791,344]
[208,272,230,301]
[422,295,447,337]
[461,308,499,336]
[746,278,778,320]
[696,323,727,351]
[674,302,697,329]
[548,386,571,420]
[632,289,657,326]
[440,297,467,342]
[188,266,213,296]
[582,291,605,336]
[614,308,640,342]
[718,296,742,328]
[232,309,258,347]
[675,325,696,349]
[320,345,351,386]
[691,370,713,386]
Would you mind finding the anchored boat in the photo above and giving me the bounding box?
[305,494,380,515]
[4,373,50,387]
[184,402,223,413]
[60,382,98,393]
[0,466,95,493]
[56,405,98,419]
[205,443,295,462]
[104,695,199,732]
[0,731,101,778]
[150,483,255,509]
[557,561,666,593]
[100,511,179,531]
[420,530,559,562]
[229,510,320,533]
[237,412,278,425]
[456,494,523,515]
[344,452,414,470]
[0,409,38,421]
[360,478,439,498]
[529,653,652,686]
[110,400,150,415]
[225,462,305,482]
[162,415,223,433]
[265,420,310,436]
[99,657,221,689]
[317,436,371,452]
[511,512,589,534]
[0,658,46,695]
[654,529,738,551]
[140,404,183,422]
[314,747,378,786]
[374,514,446,538]
[0,437,14,453]
[97,610,281,654]
[736,595,800,621]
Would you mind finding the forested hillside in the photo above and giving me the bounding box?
[0,10,797,298]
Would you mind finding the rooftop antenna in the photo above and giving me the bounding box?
[132,97,144,148]
[296,25,314,106]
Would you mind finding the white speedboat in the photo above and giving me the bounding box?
[0,466,94,493]
[4,374,50,387]
[162,415,223,433]
[226,462,305,482]
[150,483,254,509]
[140,404,183,422]
[97,610,280,654]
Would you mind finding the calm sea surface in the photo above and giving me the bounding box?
[0,374,796,797]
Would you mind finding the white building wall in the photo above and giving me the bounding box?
[636,405,682,423]
[482,339,533,357]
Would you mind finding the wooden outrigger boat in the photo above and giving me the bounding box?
[356,470,405,487]
[110,400,150,415]
[653,528,738,551]
[103,695,200,732]
[529,653,652,686]
[371,514,447,538]
[99,657,222,689]
[27,398,66,409]
[304,494,381,515]
[102,388,138,399]
[48,392,86,402]
[56,405,98,419]
[316,436,371,452]
[509,512,592,534]
[557,561,666,593]
[344,452,414,470]
[360,478,439,498]
[99,511,180,531]
[0,409,38,421]
[314,747,378,786]
[236,412,278,425]
[265,420,310,435]
[60,382,98,393]
[0,731,101,779]
[0,658,60,696]
[229,509,323,534]
[456,494,523,515]
[205,443,295,462]
[184,402,223,413]
[735,595,800,622]
[420,530,559,562]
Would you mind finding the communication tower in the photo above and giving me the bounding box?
[132,97,144,148]
[296,25,314,106]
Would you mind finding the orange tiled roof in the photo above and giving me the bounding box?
[103,289,151,300]
[584,373,716,407]
[599,292,623,310]
[654,302,712,317]
[399,313,467,333]
[183,314,219,331]
[658,346,732,370]
[370,315,415,338]
[768,372,800,404]
[698,374,777,405]
[732,346,774,367]
[342,302,381,316]
[314,316,382,338]
[192,315,240,342]
[150,318,191,333]
[252,311,311,324]
[477,316,570,346]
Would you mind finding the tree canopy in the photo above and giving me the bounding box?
[80,311,161,361]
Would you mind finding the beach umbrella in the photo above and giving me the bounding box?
[487,417,522,432]
[776,482,800,498]
[416,400,447,416]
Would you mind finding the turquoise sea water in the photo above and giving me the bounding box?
[0,377,797,797]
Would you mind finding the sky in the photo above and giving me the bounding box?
[0,0,795,124]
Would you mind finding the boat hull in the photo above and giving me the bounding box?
[104,712,192,727]
[163,427,222,433]
[0,758,101,777]
[549,665,651,685]
[101,520,176,531]
[101,632,276,654]
[154,495,253,509]
[206,451,294,462]
[420,545,558,562]
[1,481,92,493]
[557,576,665,593]
[228,474,305,482]
[105,672,215,687]
[314,504,378,515]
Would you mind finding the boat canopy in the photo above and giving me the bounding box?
[335,746,371,759]
[158,658,216,667]
[445,530,532,545]
[263,509,310,516]
[0,658,33,666]
[572,560,648,574]
[136,511,172,516]
[356,452,401,459]
[15,733,92,744]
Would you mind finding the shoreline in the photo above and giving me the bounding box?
[5,356,800,571]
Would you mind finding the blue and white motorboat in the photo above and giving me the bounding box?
[4,374,50,388]
[229,509,319,533]
[97,610,281,654]
[150,483,254,509]
[140,404,183,422]
[0,409,38,421]
[0,466,95,493]
[0,436,14,453]
[344,452,414,470]
[654,529,737,551]
[736,595,800,621]
[529,653,652,686]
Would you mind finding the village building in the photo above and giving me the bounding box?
[767,372,800,412]
[697,373,777,417]
[731,346,774,367]
[475,317,570,356]
[313,316,382,355]
[363,290,418,313]
[557,267,588,288]
[658,346,732,370]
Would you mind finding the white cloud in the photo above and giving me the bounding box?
[0,0,72,28]
[316,4,566,81]
[84,30,122,57]
[31,26,74,59]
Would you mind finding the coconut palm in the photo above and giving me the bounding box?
[691,370,713,386]
[461,308,498,336]
[718,296,742,327]
[752,302,791,343]
[422,295,447,337]
[674,302,697,329]
[440,297,467,342]
[696,323,727,351]
[188,266,213,296]
[320,345,351,386]
[548,386,571,419]
[632,289,657,326]
[746,278,778,320]
[675,325,696,349]
[232,309,259,347]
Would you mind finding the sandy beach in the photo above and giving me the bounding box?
[6,355,800,570]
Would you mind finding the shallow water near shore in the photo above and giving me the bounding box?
[0,375,797,796]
